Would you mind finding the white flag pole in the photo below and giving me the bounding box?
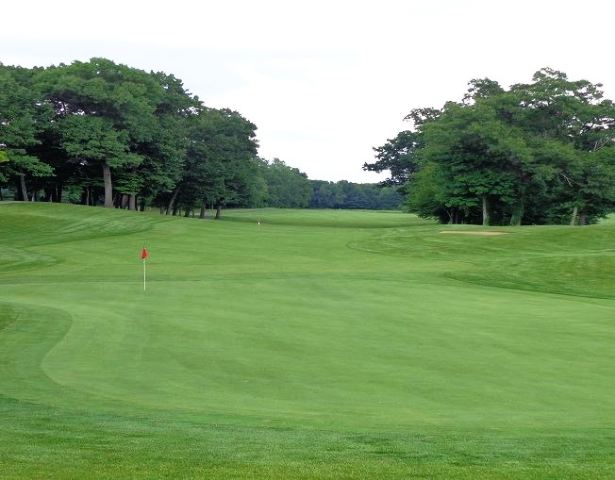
[143,258,146,292]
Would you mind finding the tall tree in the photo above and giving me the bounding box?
[378,69,615,225]
[259,158,312,208]
[420,99,531,225]
[364,130,423,188]
[35,58,163,207]
[167,108,259,218]
[0,64,53,200]
[135,72,198,210]
[510,68,615,224]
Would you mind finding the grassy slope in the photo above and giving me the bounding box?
[1,203,614,479]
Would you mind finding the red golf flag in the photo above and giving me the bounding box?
[140,247,149,260]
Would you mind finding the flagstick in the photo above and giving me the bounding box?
[140,246,149,292]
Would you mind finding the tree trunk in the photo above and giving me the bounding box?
[447,210,454,224]
[19,174,28,201]
[184,208,191,217]
[199,201,207,219]
[128,194,136,211]
[102,163,113,208]
[510,200,524,226]
[166,187,180,215]
[56,184,63,203]
[215,203,222,219]
[579,214,587,225]
[570,205,579,226]
[482,196,490,226]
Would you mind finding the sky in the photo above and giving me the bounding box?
[2,0,615,182]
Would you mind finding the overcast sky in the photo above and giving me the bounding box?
[2,0,614,182]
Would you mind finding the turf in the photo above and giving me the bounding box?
[1,203,614,479]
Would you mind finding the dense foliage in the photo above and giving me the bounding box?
[1,58,398,214]
[0,58,264,217]
[309,180,401,209]
[254,159,401,209]
[365,69,615,225]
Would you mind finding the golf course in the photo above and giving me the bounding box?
[1,202,615,479]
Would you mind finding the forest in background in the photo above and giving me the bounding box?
[8,59,612,224]
[0,58,400,216]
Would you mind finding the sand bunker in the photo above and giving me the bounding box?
[439,231,508,236]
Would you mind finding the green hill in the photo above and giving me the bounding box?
[1,203,614,479]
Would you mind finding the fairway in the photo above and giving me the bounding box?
[1,203,615,479]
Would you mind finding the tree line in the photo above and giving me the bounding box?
[309,180,400,209]
[253,159,401,209]
[365,68,615,225]
[0,58,399,216]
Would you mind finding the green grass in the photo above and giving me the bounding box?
[1,203,615,479]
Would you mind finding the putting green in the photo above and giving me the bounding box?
[1,203,614,479]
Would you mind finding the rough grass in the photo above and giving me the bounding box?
[1,203,614,479]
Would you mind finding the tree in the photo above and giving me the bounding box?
[60,116,140,207]
[0,64,53,200]
[308,180,401,210]
[259,158,312,208]
[420,99,531,225]
[166,108,259,218]
[1,58,269,212]
[35,58,164,207]
[136,72,197,211]
[378,69,615,225]
[364,130,423,188]
[510,68,615,224]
